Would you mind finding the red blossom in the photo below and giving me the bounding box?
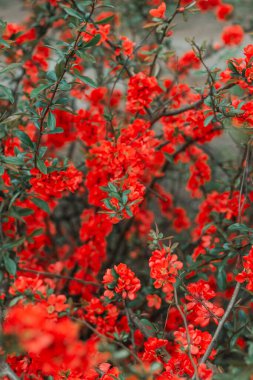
[142,337,168,362]
[216,3,234,21]
[103,263,141,300]
[126,72,162,114]
[149,248,183,301]
[30,165,83,199]
[149,2,166,19]
[174,324,216,359]
[236,246,253,291]
[221,25,244,46]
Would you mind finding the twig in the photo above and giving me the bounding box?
[123,300,137,361]
[198,282,241,366]
[71,316,146,371]
[128,309,170,362]
[174,285,200,380]
[149,0,181,76]
[18,268,100,287]
[196,138,250,370]
[0,362,20,380]
[151,83,235,125]
[34,1,97,165]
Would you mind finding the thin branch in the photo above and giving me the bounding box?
[151,83,235,125]
[0,362,20,380]
[34,1,97,165]
[123,300,137,362]
[18,268,100,287]
[198,282,241,366]
[174,285,200,380]
[71,316,146,371]
[149,0,181,76]
[197,139,250,370]
[128,309,170,362]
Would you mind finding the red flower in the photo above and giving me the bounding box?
[146,294,162,310]
[221,25,244,46]
[172,51,200,75]
[162,352,193,378]
[115,36,135,57]
[149,248,183,301]
[46,294,68,314]
[85,297,119,335]
[245,66,253,83]
[186,280,224,326]
[127,72,162,114]
[82,24,110,46]
[30,165,83,199]
[149,2,166,19]
[216,3,233,21]
[174,325,216,359]
[236,246,253,291]
[3,303,90,375]
[142,337,168,362]
[244,44,253,63]
[96,363,120,379]
[198,363,213,380]
[103,263,141,300]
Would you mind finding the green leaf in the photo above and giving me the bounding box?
[76,51,96,64]
[108,182,118,192]
[0,84,14,103]
[228,61,239,74]
[38,146,47,158]
[140,318,156,334]
[44,127,64,134]
[9,295,24,307]
[61,6,83,19]
[73,70,97,88]
[96,15,114,25]
[228,223,249,233]
[113,350,129,360]
[47,112,56,130]
[8,191,22,210]
[84,34,101,48]
[36,159,47,174]
[125,206,133,217]
[30,84,51,99]
[3,255,17,276]
[10,207,33,217]
[1,156,23,166]
[58,80,72,91]
[103,198,113,210]
[122,193,128,205]
[0,37,10,48]
[32,197,50,214]
[217,267,227,291]
[3,237,25,251]
[0,63,21,76]
[55,60,66,78]
[46,70,57,82]
[29,228,44,237]
[0,114,21,126]
[204,115,214,127]
[15,131,34,149]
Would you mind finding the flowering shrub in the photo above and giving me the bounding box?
[0,0,253,379]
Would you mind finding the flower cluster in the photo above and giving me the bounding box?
[149,248,183,301]
[236,246,253,291]
[126,72,162,114]
[186,280,224,327]
[103,263,141,300]
[30,165,83,199]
